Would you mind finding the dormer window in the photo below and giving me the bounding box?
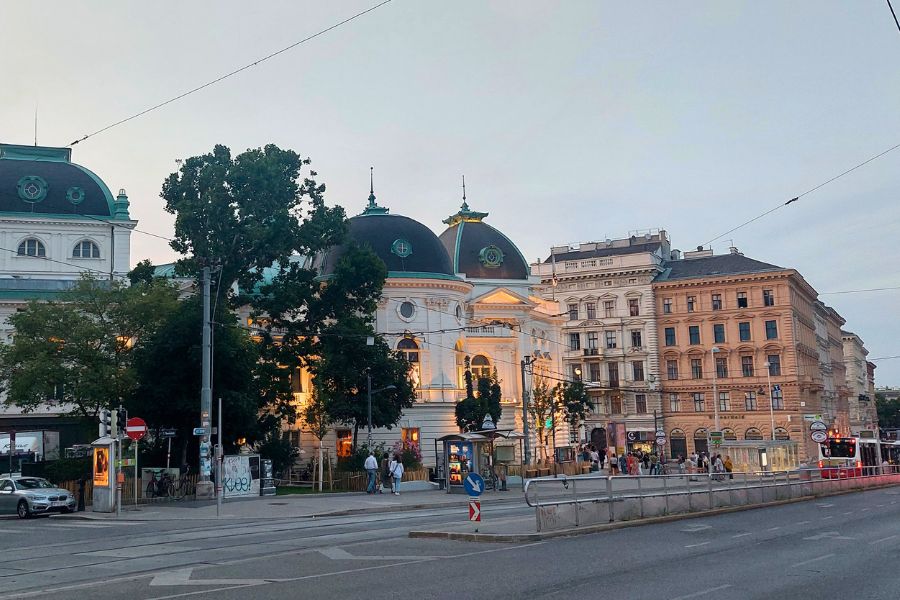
[17,238,45,257]
[73,240,100,258]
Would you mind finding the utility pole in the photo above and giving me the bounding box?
[196,265,214,499]
[764,361,776,441]
[521,357,533,465]
[216,396,223,517]
[366,370,373,449]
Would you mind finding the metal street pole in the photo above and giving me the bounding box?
[520,358,532,466]
[216,396,223,518]
[711,347,720,431]
[366,371,373,449]
[197,265,214,499]
[764,361,776,441]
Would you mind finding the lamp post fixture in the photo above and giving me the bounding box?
[366,371,396,449]
[763,361,776,441]
[711,347,721,432]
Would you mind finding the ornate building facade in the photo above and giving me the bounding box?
[842,331,878,436]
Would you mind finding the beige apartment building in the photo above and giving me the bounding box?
[813,301,851,434]
[654,247,825,463]
[532,232,674,455]
[842,331,879,435]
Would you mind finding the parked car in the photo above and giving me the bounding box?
[0,476,76,519]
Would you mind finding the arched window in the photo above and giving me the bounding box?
[17,238,45,257]
[774,427,790,441]
[745,427,764,441]
[471,355,491,381]
[73,240,100,258]
[723,427,737,441]
[670,428,687,459]
[693,428,708,455]
[397,338,420,388]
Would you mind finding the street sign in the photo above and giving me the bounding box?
[160,428,177,438]
[469,499,481,522]
[809,421,828,432]
[193,427,208,436]
[655,436,667,447]
[116,458,134,468]
[810,430,828,444]
[463,473,484,497]
[125,417,147,441]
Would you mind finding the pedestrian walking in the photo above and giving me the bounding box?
[724,455,734,479]
[618,453,627,475]
[650,452,659,475]
[590,447,600,471]
[364,451,378,494]
[389,454,404,496]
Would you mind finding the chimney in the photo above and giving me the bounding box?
[729,246,742,255]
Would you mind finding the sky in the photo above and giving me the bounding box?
[2,1,899,384]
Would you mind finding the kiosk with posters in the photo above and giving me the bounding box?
[91,436,116,512]
[435,431,525,493]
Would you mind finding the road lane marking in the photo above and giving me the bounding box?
[791,553,834,569]
[821,516,833,520]
[731,533,751,538]
[317,547,437,561]
[816,503,834,508]
[150,568,285,587]
[670,584,732,600]
[681,524,712,532]
[767,527,781,531]
[876,504,885,507]
[796,521,811,525]
[684,542,710,548]
[843,511,853,515]
[861,508,870,512]
[870,535,898,545]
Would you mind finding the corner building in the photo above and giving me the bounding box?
[653,248,825,463]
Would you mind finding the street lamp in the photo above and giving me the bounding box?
[521,356,534,465]
[763,360,776,441]
[711,347,721,432]
[366,371,396,449]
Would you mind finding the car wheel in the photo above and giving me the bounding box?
[17,500,30,519]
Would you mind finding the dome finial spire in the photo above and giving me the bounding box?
[361,165,389,215]
[461,174,469,211]
[442,175,488,226]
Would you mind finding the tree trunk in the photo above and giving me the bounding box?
[318,441,324,492]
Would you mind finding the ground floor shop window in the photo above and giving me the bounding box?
[694,428,708,455]
[401,427,420,444]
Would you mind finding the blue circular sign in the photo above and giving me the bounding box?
[463,473,484,497]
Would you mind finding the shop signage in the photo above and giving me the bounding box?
[810,430,828,444]
[464,473,484,497]
[655,436,667,447]
[193,427,207,436]
[809,421,827,432]
[469,499,481,522]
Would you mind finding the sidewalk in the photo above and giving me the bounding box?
[60,487,527,521]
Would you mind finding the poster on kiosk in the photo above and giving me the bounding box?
[91,437,116,512]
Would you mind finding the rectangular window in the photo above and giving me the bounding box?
[586,331,598,349]
[712,294,722,310]
[716,357,728,378]
[741,356,754,377]
[691,358,703,379]
[605,331,617,349]
[765,320,778,340]
[763,289,775,307]
[568,303,578,321]
[689,326,700,345]
[630,330,642,348]
[336,430,353,458]
[663,298,672,314]
[632,361,644,382]
[401,427,420,444]
[739,321,751,342]
[669,393,680,413]
[590,395,604,414]
[667,360,679,380]
[291,367,304,394]
[628,298,640,316]
[608,362,619,388]
[665,327,676,346]
[611,395,623,414]
[744,391,757,411]
[604,300,615,318]
[737,291,748,308]
[687,296,695,312]
[569,333,581,350]
[693,393,705,412]
[767,355,781,376]
[718,392,730,411]
[585,302,596,320]
[635,394,647,413]
[772,387,784,410]
[589,363,602,382]
[713,323,725,343]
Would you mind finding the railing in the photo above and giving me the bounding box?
[523,466,900,532]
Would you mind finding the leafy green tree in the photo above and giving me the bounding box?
[876,393,900,429]
[0,275,178,418]
[527,375,558,462]
[455,360,503,432]
[559,380,590,441]
[127,259,157,286]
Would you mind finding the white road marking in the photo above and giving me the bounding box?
[870,535,898,545]
[791,553,835,569]
[684,541,710,548]
[767,526,781,531]
[876,504,885,507]
[821,516,833,520]
[731,532,752,538]
[796,520,811,525]
[317,547,437,561]
[150,568,284,587]
[803,531,853,541]
[843,511,853,515]
[816,503,834,508]
[681,524,712,532]
[40,522,114,529]
[670,584,732,600]
[861,508,870,512]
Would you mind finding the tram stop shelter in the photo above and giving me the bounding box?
[716,440,800,473]
[435,430,525,494]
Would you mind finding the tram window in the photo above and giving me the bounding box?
[825,439,856,458]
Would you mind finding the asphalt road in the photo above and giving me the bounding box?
[4,486,900,599]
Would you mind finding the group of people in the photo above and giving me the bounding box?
[364,451,405,495]
[675,452,734,479]
[578,445,663,476]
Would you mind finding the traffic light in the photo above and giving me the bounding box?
[99,409,111,437]
[116,408,128,438]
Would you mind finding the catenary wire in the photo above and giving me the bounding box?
[68,1,392,146]
[819,286,900,295]
[888,0,900,34]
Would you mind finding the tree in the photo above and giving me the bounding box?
[302,387,332,490]
[528,376,558,462]
[876,393,900,429]
[130,296,260,468]
[127,259,157,286]
[0,275,179,418]
[455,360,503,432]
[559,381,590,442]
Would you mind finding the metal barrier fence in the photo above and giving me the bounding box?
[523,466,900,532]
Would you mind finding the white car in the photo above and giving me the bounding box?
[0,476,76,518]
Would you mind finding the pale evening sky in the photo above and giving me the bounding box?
[2,1,899,384]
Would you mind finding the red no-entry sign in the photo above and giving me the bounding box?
[125,417,147,441]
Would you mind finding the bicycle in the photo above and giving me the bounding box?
[167,474,194,499]
[480,466,497,491]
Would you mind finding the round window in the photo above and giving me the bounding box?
[399,301,416,319]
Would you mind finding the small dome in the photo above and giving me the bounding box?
[439,202,529,280]
[319,180,455,279]
[0,144,116,218]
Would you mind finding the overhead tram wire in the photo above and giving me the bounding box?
[700,139,900,248]
[0,244,130,281]
[888,0,900,35]
[819,285,900,295]
[67,1,393,147]
[75,210,175,242]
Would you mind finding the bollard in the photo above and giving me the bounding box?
[607,476,615,522]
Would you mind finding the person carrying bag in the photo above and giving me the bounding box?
[389,454,405,496]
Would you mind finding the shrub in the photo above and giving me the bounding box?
[391,440,422,469]
[338,442,387,471]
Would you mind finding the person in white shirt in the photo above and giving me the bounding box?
[389,454,405,495]
[364,451,378,494]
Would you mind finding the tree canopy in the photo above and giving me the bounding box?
[455,357,503,432]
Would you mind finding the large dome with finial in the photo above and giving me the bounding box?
[438,181,529,280]
[318,171,456,279]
